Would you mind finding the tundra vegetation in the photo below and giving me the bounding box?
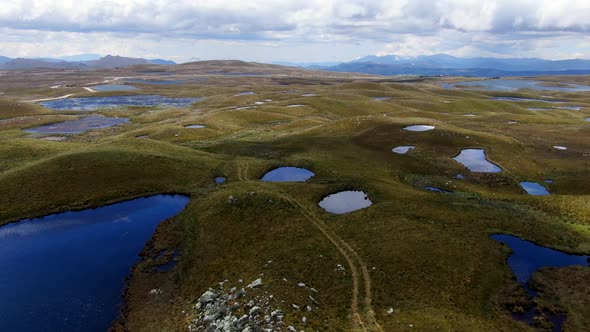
[0,62,589,331]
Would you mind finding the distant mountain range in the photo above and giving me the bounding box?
[0,55,176,70]
[314,54,590,77]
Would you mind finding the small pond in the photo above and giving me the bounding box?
[124,78,206,85]
[492,97,557,103]
[301,93,317,97]
[237,91,255,96]
[39,95,204,111]
[425,186,453,194]
[451,79,590,92]
[403,125,435,132]
[90,85,139,92]
[453,149,502,173]
[286,104,305,108]
[318,191,373,214]
[520,182,550,196]
[553,146,567,150]
[372,97,391,101]
[0,194,190,332]
[491,234,589,330]
[392,146,415,154]
[554,106,583,111]
[215,177,227,184]
[185,124,206,129]
[261,167,315,182]
[25,116,129,134]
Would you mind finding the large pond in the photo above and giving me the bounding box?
[39,95,204,111]
[318,191,373,214]
[520,182,550,196]
[491,234,589,330]
[0,194,190,332]
[453,149,502,173]
[451,79,590,92]
[261,167,315,182]
[25,116,129,134]
[90,85,139,92]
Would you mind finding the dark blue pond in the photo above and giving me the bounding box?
[261,167,315,182]
[39,95,204,111]
[492,234,589,285]
[215,177,227,184]
[25,116,129,134]
[491,234,589,331]
[0,195,190,332]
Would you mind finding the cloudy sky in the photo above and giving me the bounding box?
[1,0,589,63]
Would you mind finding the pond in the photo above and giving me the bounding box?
[318,191,373,214]
[0,194,190,332]
[215,177,227,184]
[554,106,583,111]
[453,149,502,173]
[301,93,317,97]
[425,186,453,194]
[25,116,129,134]
[520,182,550,196]
[491,234,589,330]
[451,79,590,92]
[39,95,204,111]
[392,146,415,154]
[124,78,206,85]
[492,97,557,103]
[553,146,567,150]
[236,91,255,96]
[372,97,391,101]
[261,167,315,182]
[185,124,206,129]
[403,125,435,132]
[286,104,305,108]
[90,85,139,92]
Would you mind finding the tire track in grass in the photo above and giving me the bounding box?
[258,183,383,331]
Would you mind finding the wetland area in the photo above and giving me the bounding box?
[1,65,589,332]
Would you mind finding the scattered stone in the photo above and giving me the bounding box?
[249,306,261,316]
[387,308,394,315]
[302,316,308,324]
[148,288,162,295]
[247,278,263,289]
[292,304,300,310]
[288,326,297,332]
[306,305,312,312]
[310,288,318,293]
[199,290,218,305]
[297,283,306,288]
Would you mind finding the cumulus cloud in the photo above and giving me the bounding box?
[0,0,589,61]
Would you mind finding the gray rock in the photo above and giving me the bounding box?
[247,278,263,289]
[249,306,261,316]
[199,290,218,305]
[288,326,297,332]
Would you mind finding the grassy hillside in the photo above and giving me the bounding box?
[1,69,589,331]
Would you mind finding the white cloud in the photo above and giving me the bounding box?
[0,0,589,61]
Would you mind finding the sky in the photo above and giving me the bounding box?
[1,0,589,63]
